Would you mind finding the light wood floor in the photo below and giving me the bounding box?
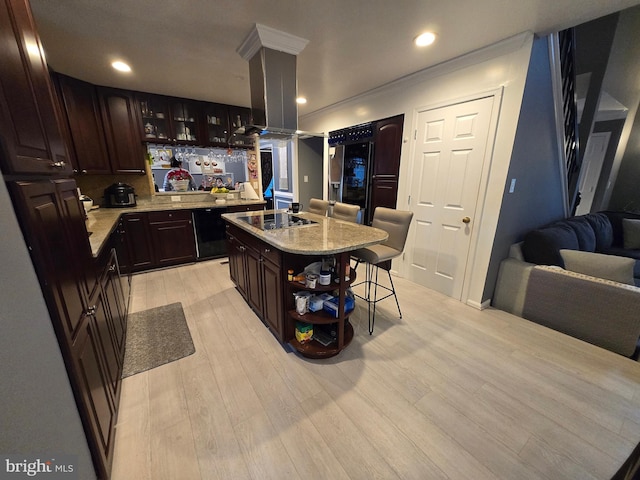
[111,258,640,480]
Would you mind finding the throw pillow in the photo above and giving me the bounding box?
[559,249,635,285]
[623,218,640,249]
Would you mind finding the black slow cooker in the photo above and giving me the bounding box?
[104,182,136,207]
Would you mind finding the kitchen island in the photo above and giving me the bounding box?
[222,209,388,357]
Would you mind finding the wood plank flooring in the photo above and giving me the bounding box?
[111,259,640,480]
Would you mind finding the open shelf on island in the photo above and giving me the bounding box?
[289,322,354,359]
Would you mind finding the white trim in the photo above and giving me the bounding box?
[548,32,571,218]
[466,299,491,310]
[237,24,309,60]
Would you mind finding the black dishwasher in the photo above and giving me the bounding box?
[192,208,227,259]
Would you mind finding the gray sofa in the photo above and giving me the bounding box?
[493,211,640,357]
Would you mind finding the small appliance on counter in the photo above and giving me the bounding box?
[104,182,136,207]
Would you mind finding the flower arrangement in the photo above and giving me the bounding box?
[166,168,191,181]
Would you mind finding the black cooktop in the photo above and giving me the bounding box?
[237,212,318,231]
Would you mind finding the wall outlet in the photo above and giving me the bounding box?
[509,178,516,193]
[303,175,309,183]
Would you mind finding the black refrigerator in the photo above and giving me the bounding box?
[329,123,375,224]
[341,141,373,219]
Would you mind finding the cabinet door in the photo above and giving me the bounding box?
[369,114,404,224]
[0,0,71,176]
[71,317,115,480]
[201,102,229,146]
[88,280,121,400]
[55,74,111,174]
[262,257,283,341]
[228,105,253,147]
[122,213,154,271]
[169,98,200,144]
[8,180,89,344]
[98,87,146,174]
[245,245,263,314]
[54,179,96,300]
[148,210,196,267]
[101,248,127,359]
[138,93,172,142]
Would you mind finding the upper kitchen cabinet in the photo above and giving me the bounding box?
[139,94,170,142]
[201,102,229,147]
[98,87,146,174]
[54,73,111,174]
[228,105,253,147]
[169,98,200,144]
[0,0,71,176]
[138,93,200,145]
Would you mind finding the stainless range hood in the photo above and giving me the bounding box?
[236,24,325,140]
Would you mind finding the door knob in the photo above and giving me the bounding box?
[462,216,471,224]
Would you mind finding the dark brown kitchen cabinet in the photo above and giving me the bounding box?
[225,224,284,341]
[368,114,404,224]
[71,317,116,480]
[121,212,154,272]
[8,178,122,479]
[138,93,200,144]
[226,228,248,297]
[8,179,89,344]
[148,210,197,267]
[98,86,146,174]
[0,0,71,176]
[202,102,230,146]
[228,105,253,147]
[54,73,112,174]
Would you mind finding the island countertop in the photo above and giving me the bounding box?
[222,209,388,255]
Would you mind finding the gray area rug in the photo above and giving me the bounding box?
[122,302,195,378]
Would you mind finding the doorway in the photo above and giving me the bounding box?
[406,95,496,300]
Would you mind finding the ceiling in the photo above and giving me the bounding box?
[29,0,640,117]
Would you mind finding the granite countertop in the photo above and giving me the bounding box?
[222,209,389,255]
[85,196,265,257]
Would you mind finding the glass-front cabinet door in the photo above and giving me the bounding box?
[202,103,229,147]
[170,99,199,144]
[139,94,170,142]
[228,106,253,147]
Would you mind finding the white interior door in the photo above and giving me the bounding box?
[575,132,611,216]
[407,96,494,299]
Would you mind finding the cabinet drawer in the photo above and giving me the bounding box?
[227,203,264,213]
[260,243,281,266]
[148,209,192,223]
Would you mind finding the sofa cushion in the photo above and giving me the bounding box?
[566,216,597,251]
[584,213,613,251]
[623,218,640,250]
[602,211,640,248]
[522,223,579,267]
[559,249,636,285]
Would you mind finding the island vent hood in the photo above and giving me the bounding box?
[236,24,325,140]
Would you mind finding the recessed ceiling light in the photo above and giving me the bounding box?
[296,97,307,104]
[415,32,436,47]
[111,61,131,72]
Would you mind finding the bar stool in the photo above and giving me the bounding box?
[331,202,360,222]
[351,207,413,334]
[307,198,330,216]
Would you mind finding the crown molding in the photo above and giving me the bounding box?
[237,23,309,60]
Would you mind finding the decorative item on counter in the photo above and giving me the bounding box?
[287,269,294,282]
[295,321,313,343]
